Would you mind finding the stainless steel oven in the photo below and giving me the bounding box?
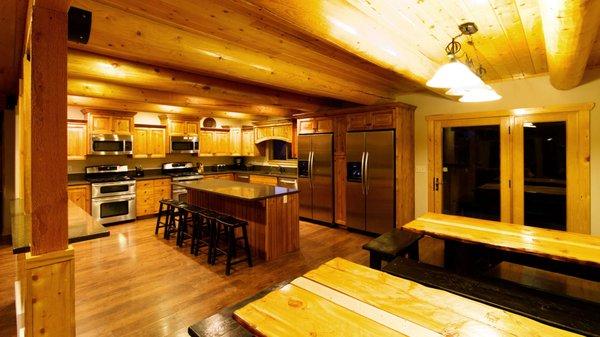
[170,136,199,154]
[87,164,137,225]
[91,193,136,225]
[90,134,133,155]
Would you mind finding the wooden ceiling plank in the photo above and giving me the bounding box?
[67,49,339,112]
[67,78,292,116]
[539,0,600,89]
[70,0,395,104]
[238,0,440,89]
[588,30,600,67]
[487,0,537,77]
[67,95,267,120]
[514,0,548,74]
[91,0,414,92]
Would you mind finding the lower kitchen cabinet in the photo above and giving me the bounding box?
[67,185,91,213]
[249,175,278,186]
[136,178,171,217]
[203,173,234,181]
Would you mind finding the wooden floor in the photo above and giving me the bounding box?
[0,219,372,337]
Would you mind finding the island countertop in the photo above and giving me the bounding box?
[174,179,298,201]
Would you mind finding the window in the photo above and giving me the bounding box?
[271,140,291,160]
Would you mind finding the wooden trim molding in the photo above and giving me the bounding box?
[425,103,595,121]
[294,102,417,118]
[134,123,166,129]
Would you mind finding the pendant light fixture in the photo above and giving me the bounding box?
[427,22,501,103]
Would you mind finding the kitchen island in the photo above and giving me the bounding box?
[175,179,299,261]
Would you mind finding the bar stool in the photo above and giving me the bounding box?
[175,203,196,247]
[212,215,253,275]
[191,208,222,263]
[155,199,181,239]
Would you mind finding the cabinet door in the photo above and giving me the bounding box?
[241,129,257,156]
[298,119,315,134]
[133,128,149,158]
[91,115,113,134]
[273,124,293,141]
[230,128,242,155]
[67,185,90,213]
[149,129,166,158]
[346,113,368,131]
[169,121,186,135]
[213,131,230,156]
[186,122,199,135]
[315,118,333,133]
[113,117,132,135]
[249,175,278,186]
[199,131,214,156]
[370,110,395,129]
[67,123,87,160]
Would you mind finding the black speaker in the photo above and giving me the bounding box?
[68,7,92,44]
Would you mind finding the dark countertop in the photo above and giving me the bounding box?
[174,179,298,201]
[68,179,90,186]
[12,200,110,254]
[202,170,297,179]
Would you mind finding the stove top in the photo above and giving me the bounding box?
[87,176,133,184]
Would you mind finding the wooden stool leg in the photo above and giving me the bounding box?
[225,227,235,276]
[155,202,165,235]
[242,225,252,267]
[369,252,383,270]
[163,206,172,240]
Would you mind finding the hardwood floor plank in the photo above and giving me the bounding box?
[0,218,371,336]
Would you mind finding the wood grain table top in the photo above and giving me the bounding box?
[233,258,580,337]
[403,213,600,268]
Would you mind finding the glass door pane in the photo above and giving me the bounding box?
[523,121,566,230]
[441,125,501,221]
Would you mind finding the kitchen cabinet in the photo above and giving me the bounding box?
[67,185,90,213]
[67,121,87,160]
[169,120,199,136]
[136,178,171,217]
[87,112,134,135]
[249,175,278,186]
[199,129,230,156]
[204,173,234,180]
[230,128,242,156]
[254,122,293,143]
[133,127,166,158]
[241,128,259,156]
[277,177,297,189]
[347,109,394,131]
[297,117,333,134]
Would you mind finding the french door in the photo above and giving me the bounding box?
[429,107,590,233]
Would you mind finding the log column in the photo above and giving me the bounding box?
[18,1,74,336]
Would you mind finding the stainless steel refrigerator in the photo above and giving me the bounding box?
[298,134,333,224]
[346,130,395,234]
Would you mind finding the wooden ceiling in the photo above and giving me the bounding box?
[3,1,600,115]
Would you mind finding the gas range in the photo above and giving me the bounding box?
[163,162,203,201]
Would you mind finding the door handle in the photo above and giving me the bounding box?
[360,151,366,195]
[364,152,370,195]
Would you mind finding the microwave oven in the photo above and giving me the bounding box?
[170,136,199,154]
[90,134,133,155]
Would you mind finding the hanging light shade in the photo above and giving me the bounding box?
[426,58,485,89]
[458,86,502,102]
[445,84,492,96]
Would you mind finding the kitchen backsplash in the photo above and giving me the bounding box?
[67,155,233,173]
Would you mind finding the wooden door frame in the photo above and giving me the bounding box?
[427,103,592,233]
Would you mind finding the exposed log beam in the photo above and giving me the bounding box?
[538,0,600,90]
[67,49,344,112]
[67,95,266,120]
[69,0,395,104]
[236,0,439,89]
[67,78,292,117]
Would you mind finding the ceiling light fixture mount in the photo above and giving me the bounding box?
[426,22,501,103]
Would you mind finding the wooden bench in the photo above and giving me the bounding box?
[382,257,600,337]
[361,228,421,269]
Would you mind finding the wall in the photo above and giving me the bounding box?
[1,109,16,236]
[398,68,600,235]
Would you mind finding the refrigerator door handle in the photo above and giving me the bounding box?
[364,151,370,195]
[309,151,314,187]
[360,151,366,195]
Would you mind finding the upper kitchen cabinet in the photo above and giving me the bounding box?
[229,128,242,156]
[199,128,230,156]
[67,120,87,160]
[346,109,394,131]
[84,109,135,135]
[133,126,166,158]
[254,121,294,143]
[168,119,199,136]
[241,127,260,156]
[298,117,333,134]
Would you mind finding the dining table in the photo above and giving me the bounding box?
[231,257,581,337]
